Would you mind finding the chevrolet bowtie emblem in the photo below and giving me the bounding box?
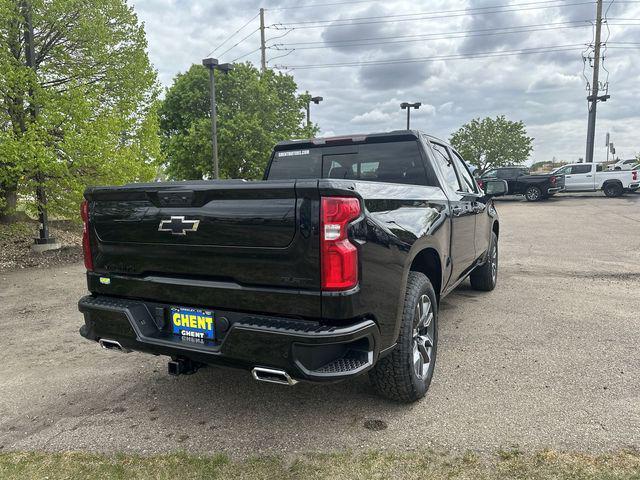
[158,216,200,235]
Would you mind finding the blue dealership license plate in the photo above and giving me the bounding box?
[170,306,215,340]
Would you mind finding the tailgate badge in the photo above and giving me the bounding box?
[158,216,200,235]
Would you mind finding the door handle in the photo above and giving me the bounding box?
[451,206,464,216]
[565,175,572,178]
[472,202,486,213]
[586,175,592,177]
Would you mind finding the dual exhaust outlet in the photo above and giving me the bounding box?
[252,367,298,386]
[98,338,131,353]
[98,339,296,385]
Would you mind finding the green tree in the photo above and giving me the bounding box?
[0,0,160,223]
[160,63,317,180]
[449,116,534,175]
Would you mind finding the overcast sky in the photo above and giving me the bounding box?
[132,0,640,164]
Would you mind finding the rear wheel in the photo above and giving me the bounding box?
[603,182,623,197]
[470,232,498,291]
[369,272,437,403]
[525,186,542,202]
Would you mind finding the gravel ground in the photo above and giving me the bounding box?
[0,193,638,457]
[0,221,82,271]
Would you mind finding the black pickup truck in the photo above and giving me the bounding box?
[477,166,564,201]
[78,131,507,402]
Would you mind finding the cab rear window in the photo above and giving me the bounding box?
[267,141,434,186]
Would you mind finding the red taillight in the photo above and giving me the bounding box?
[81,200,93,271]
[477,179,484,190]
[320,196,361,291]
[633,170,638,181]
[550,175,557,185]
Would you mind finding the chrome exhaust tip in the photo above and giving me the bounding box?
[252,367,298,386]
[98,338,131,353]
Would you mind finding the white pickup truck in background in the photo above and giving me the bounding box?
[552,163,639,197]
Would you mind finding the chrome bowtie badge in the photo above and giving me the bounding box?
[158,216,200,235]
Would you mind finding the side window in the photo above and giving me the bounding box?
[450,150,478,193]
[497,169,512,179]
[555,166,571,175]
[571,164,592,174]
[484,170,497,178]
[431,142,461,191]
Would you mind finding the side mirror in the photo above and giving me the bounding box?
[483,179,508,197]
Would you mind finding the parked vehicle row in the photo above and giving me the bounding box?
[476,163,639,201]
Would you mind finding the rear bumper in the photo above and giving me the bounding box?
[547,187,563,194]
[628,183,640,190]
[78,295,380,383]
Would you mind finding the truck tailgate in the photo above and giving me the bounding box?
[84,180,321,317]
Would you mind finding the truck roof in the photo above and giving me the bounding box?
[274,130,446,150]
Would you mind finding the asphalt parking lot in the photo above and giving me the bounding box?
[0,193,638,457]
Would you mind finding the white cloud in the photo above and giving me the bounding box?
[527,73,582,92]
[351,109,393,124]
[132,0,640,163]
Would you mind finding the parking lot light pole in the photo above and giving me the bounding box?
[306,95,323,128]
[202,58,233,179]
[400,102,422,130]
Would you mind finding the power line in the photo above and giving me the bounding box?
[271,20,591,46]
[275,44,586,70]
[217,27,261,58]
[205,12,260,57]
[231,47,262,63]
[270,0,597,29]
[266,0,377,11]
[270,22,593,50]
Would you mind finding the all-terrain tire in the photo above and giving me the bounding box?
[525,186,542,202]
[369,272,438,403]
[603,182,623,197]
[470,232,498,291]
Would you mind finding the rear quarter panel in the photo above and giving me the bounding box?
[318,180,450,349]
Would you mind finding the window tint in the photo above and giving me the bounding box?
[571,164,592,174]
[267,140,431,186]
[625,160,636,165]
[484,170,497,178]
[431,142,461,191]
[267,150,321,180]
[450,150,477,193]
[555,165,571,175]
[321,142,428,185]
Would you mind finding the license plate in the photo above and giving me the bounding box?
[170,306,215,340]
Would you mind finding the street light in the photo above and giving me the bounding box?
[202,57,233,179]
[305,94,323,128]
[400,102,422,130]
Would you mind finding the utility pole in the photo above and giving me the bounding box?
[202,58,232,179]
[585,0,609,163]
[22,0,57,251]
[259,8,266,73]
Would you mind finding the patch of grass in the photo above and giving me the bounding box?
[0,449,639,480]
